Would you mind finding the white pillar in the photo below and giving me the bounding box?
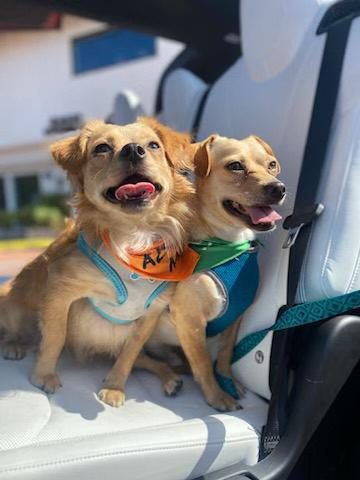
[3,173,17,212]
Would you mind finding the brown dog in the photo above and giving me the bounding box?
[147,133,284,411]
[29,119,196,406]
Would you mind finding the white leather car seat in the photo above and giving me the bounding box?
[197,0,360,399]
[157,68,208,132]
[3,0,360,479]
[107,90,145,125]
[0,353,267,480]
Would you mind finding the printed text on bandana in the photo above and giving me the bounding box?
[142,244,177,272]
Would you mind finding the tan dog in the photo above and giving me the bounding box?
[147,134,285,411]
[29,119,196,406]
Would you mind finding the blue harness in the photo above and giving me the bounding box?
[77,232,170,325]
[204,251,259,337]
[77,231,262,399]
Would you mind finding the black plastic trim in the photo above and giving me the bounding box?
[317,0,360,34]
[198,315,360,480]
[26,0,240,52]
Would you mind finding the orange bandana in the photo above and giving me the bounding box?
[101,230,200,281]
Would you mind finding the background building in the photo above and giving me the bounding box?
[0,15,181,212]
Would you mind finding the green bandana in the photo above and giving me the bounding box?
[191,237,257,272]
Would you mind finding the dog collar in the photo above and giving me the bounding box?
[101,230,200,281]
[190,237,258,272]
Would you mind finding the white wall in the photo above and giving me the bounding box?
[0,15,182,149]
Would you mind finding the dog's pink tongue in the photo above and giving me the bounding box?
[244,206,282,224]
[115,182,155,201]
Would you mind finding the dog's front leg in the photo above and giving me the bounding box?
[171,278,240,412]
[98,304,164,407]
[216,316,246,398]
[31,284,82,394]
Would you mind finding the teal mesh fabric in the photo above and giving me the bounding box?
[206,251,259,337]
[214,369,240,400]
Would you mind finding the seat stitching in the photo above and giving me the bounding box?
[0,436,258,474]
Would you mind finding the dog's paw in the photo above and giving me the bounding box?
[98,388,126,407]
[31,372,62,394]
[164,376,183,397]
[207,389,242,412]
[2,342,27,360]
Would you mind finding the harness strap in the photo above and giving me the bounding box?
[214,369,240,401]
[77,232,128,304]
[88,299,134,326]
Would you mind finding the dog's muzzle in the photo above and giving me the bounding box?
[119,143,146,163]
[263,181,286,203]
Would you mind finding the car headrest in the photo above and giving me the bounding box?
[158,68,208,132]
[107,90,145,125]
[241,0,332,81]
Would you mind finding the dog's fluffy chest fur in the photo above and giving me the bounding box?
[66,283,175,361]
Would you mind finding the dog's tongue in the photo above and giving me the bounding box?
[115,182,155,201]
[243,206,282,224]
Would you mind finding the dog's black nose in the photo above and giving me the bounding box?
[119,143,146,162]
[264,181,286,202]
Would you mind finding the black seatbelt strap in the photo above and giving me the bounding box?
[192,87,211,140]
[260,1,360,460]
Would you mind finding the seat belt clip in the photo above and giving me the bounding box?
[282,203,324,249]
[283,226,302,249]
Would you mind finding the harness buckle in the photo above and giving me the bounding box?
[282,203,324,249]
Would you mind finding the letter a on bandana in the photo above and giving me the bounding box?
[101,230,200,281]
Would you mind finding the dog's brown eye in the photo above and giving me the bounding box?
[94,143,112,154]
[269,160,277,170]
[227,161,244,171]
[148,141,160,150]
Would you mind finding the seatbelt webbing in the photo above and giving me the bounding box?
[232,289,360,363]
[286,17,352,306]
[259,6,356,460]
[192,87,210,140]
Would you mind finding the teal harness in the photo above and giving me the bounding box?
[77,232,170,325]
[203,250,259,337]
[78,231,360,401]
[193,238,360,399]
[190,238,260,337]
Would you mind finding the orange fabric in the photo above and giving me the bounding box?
[101,230,199,281]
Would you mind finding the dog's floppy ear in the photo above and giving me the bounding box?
[194,135,217,177]
[51,135,83,175]
[51,119,104,174]
[251,135,275,157]
[51,120,105,190]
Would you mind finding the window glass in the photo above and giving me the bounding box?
[73,29,156,74]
